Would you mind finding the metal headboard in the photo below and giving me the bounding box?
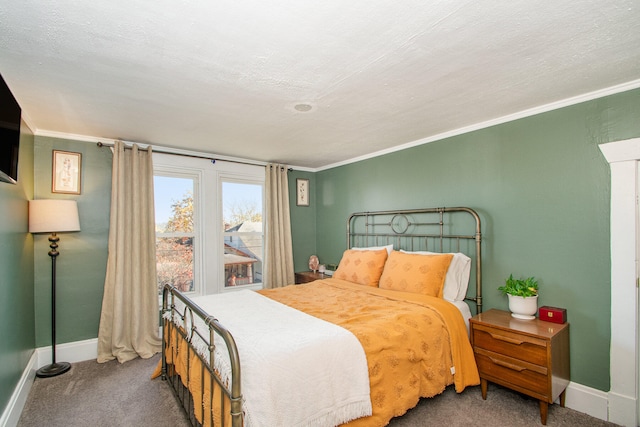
[347,207,482,313]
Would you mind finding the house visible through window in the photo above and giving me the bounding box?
[222,181,263,288]
[154,175,196,294]
[154,152,265,295]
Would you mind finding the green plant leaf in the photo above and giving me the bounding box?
[498,274,538,297]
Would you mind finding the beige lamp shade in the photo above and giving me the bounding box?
[29,199,81,233]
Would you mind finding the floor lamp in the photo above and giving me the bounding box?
[29,199,81,378]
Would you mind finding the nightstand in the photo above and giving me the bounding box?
[469,309,570,425]
[294,271,326,284]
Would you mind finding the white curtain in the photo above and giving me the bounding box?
[97,141,161,363]
[265,164,295,288]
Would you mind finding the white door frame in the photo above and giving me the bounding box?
[599,138,640,427]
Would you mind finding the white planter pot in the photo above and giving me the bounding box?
[507,294,538,320]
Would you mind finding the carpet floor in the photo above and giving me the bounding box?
[18,354,620,427]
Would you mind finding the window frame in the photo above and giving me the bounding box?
[219,175,266,292]
[154,152,266,296]
[154,158,204,297]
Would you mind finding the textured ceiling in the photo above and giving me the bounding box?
[1,1,639,169]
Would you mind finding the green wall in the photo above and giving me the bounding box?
[0,121,34,415]
[291,88,640,392]
[33,137,112,346]
[288,170,317,272]
[1,132,111,415]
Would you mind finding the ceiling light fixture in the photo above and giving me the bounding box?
[286,102,317,113]
[294,103,313,112]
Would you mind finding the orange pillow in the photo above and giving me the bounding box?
[378,251,454,297]
[334,248,389,287]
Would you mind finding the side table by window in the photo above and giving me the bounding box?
[294,271,326,284]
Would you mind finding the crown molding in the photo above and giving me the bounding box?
[315,78,640,172]
[35,129,108,143]
[30,78,640,173]
[19,110,37,134]
[34,131,272,168]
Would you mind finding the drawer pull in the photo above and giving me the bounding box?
[490,357,526,372]
[489,332,524,345]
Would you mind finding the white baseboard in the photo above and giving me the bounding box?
[567,381,639,426]
[35,338,98,368]
[0,351,37,427]
[608,390,639,427]
[1,339,98,427]
[2,338,628,426]
[565,381,610,421]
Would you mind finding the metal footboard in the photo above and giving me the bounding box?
[161,284,243,427]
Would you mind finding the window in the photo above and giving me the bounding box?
[154,175,197,294]
[154,152,265,295]
[222,181,264,288]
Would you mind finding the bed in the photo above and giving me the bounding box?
[161,207,483,427]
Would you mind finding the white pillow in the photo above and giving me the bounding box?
[351,244,394,255]
[399,250,471,301]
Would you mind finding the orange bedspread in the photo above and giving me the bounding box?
[258,278,479,427]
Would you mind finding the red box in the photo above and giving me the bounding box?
[539,306,567,324]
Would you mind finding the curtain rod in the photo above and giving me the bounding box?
[96,141,292,170]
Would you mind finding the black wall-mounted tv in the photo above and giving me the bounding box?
[0,73,21,184]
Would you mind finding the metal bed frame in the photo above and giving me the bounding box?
[347,207,482,313]
[161,206,482,426]
[161,286,243,427]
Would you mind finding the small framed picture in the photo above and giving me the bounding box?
[296,178,309,206]
[52,150,82,194]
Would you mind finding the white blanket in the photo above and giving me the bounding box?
[185,290,372,427]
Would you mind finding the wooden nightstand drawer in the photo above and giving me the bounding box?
[472,324,547,366]
[474,348,548,397]
[470,309,570,425]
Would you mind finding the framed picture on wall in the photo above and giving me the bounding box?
[296,178,309,206]
[52,150,82,194]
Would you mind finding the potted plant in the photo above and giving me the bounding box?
[498,274,539,320]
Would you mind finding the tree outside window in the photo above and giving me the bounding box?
[155,176,195,294]
[155,176,264,293]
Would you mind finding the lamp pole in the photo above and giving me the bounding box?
[36,233,71,377]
